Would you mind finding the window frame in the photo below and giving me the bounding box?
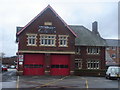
[27,34,37,46]
[75,59,82,69]
[40,34,56,46]
[111,46,116,50]
[87,60,99,69]
[76,47,81,54]
[87,47,100,55]
[58,35,69,47]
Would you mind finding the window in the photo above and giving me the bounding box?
[75,59,82,69]
[59,35,68,47]
[87,60,99,69]
[111,47,116,50]
[76,47,80,54]
[24,64,43,68]
[87,47,100,54]
[40,34,56,46]
[51,65,68,68]
[106,47,110,50]
[27,34,37,46]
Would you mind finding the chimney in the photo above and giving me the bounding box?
[92,21,99,35]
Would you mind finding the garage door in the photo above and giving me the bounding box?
[50,55,70,76]
[23,54,44,75]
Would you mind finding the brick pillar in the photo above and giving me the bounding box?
[17,54,24,75]
[45,53,50,75]
[70,54,75,75]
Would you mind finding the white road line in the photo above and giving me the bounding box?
[16,76,19,89]
[85,79,89,89]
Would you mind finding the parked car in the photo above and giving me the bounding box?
[2,65,8,71]
[106,66,120,79]
[10,65,16,69]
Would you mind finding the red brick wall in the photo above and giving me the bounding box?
[18,8,75,52]
[75,46,106,70]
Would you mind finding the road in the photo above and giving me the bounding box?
[1,69,17,89]
[18,76,120,89]
[1,70,120,89]
[2,69,17,82]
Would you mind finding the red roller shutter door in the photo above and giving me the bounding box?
[23,54,44,75]
[50,55,70,76]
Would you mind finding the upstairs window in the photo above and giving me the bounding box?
[59,35,68,47]
[87,47,100,54]
[40,34,56,46]
[27,34,37,46]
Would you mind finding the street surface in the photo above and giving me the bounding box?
[1,69,120,90]
[1,69,17,89]
[2,69,17,82]
[18,76,120,89]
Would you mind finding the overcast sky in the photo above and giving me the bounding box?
[0,0,118,57]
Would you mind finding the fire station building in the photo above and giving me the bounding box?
[16,5,107,76]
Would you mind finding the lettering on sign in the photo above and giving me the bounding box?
[38,26,56,33]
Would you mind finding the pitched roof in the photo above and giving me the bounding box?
[69,25,107,46]
[106,39,119,46]
[17,5,77,37]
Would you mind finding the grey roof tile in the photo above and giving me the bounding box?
[106,39,119,46]
[69,25,107,46]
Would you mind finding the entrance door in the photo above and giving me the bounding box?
[50,55,70,76]
[23,54,44,75]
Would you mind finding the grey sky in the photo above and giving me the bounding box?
[0,0,118,57]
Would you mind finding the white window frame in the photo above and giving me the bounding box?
[87,47,100,55]
[87,60,99,69]
[58,35,68,47]
[111,46,116,50]
[27,34,37,46]
[106,47,110,50]
[75,59,82,69]
[76,47,80,54]
[40,34,56,46]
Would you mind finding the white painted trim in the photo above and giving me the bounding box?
[18,50,75,54]
[40,34,56,46]
[58,35,69,47]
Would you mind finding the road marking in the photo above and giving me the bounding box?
[81,77,89,88]
[16,76,19,90]
[34,76,69,89]
[85,79,88,89]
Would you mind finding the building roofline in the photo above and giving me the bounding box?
[17,5,77,37]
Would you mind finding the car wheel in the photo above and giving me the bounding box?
[105,75,108,79]
[108,74,111,80]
